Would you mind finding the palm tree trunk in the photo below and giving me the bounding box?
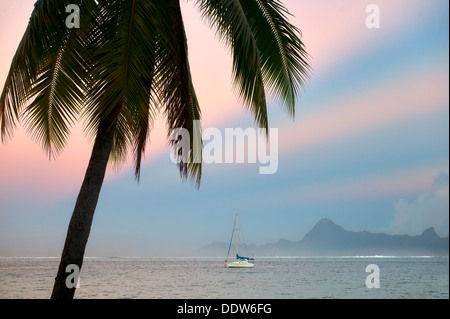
[51,121,116,299]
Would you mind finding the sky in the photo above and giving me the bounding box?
[0,0,448,257]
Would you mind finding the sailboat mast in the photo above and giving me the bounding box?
[235,213,239,256]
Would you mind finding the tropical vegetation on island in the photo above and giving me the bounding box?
[0,0,310,299]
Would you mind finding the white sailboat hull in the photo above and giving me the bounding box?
[226,260,255,268]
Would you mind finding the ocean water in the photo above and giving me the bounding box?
[0,256,448,299]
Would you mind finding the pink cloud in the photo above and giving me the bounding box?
[278,64,449,153]
[0,126,91,201]
[284,0,441,76]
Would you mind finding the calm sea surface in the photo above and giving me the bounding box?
[0,257,448,299]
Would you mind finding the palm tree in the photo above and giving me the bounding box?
[0,0,310,299]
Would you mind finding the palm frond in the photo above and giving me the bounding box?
[156,0,202,186]
[0,0,93,156]
[83,0,159,178]
[240,0,311,117]
[195,0,268,131]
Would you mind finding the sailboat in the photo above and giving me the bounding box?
[225,213,255,268]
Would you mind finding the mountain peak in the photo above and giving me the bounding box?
[317,218,335,224]
[314,218,343,230]
[421,227,439,238]
[302,218,346,242]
